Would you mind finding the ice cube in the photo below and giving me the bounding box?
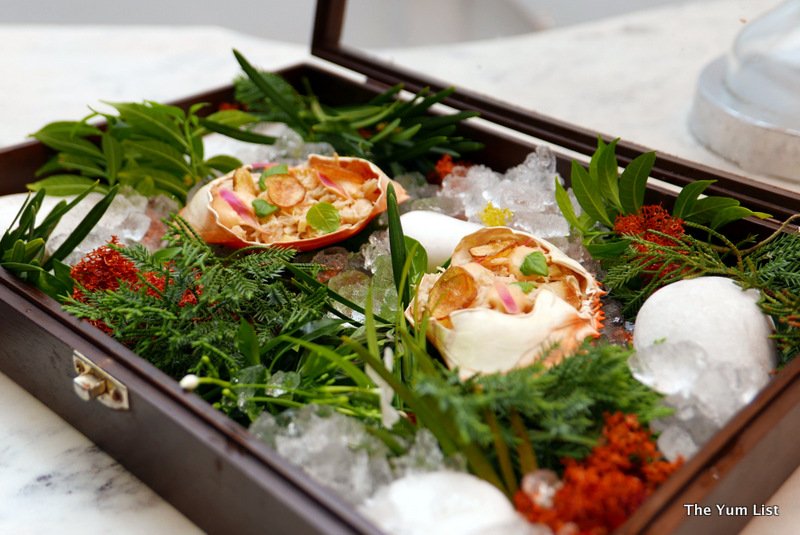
[42,189,161,265]
[390,430,454,478]
[360,231,390,274]
[250,405,393,505]
[405,195,463,217]
[694,363,767,427]
[628,341,709,397]
[657,425,698,462]
[327,270,371,322]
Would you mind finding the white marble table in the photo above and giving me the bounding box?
[0,3,798,532]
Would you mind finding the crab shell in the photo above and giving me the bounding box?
[406,227,604,379]
[179,155,408,251]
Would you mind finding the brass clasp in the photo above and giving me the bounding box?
[72,351,130,410]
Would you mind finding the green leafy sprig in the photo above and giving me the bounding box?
[1,183,118,299]
[603,217,800,364]
[225,49,484,175]
[29,102,254,203]
[555,138,770,258]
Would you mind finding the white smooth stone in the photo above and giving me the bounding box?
[399,211,483,271]
[633,276,777,375]
[359,471,534,535]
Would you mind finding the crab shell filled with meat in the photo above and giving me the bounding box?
[180,155,407,251]
[406,227,604,379]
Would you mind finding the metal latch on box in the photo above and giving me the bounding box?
[72,351,129,410]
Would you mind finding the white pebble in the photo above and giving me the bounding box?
[360,471,544,535]
[633,276,776,375]
[400,211,482,270]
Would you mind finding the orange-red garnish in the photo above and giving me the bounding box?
[431,154,471,183]
[515,412,683,535]
[613,205,686,279]
[71,240,202,333]
[70,237,139,301]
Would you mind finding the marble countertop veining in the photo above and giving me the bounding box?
[0,3,799,533]
[0,372,200,534]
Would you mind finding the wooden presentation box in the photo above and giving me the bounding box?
[1,1,799,533]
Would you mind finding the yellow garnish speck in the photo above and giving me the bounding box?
[479,202,513,226]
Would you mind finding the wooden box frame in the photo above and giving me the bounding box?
[1,1,799,533]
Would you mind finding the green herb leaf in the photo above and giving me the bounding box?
[262,164,288,177]
[32,120,103,139]
[685,196,740,224]
[237,318,261,367]
[258,164,289,190]
[107,102,187,150]
[367,117,402,144]
[102,133,123,185]
[570,160,612,227]
[32,130,105,162]
[199,118,277,145]
[26,175,107,196]
[554,177,585,233]
[586,238,631,259]
[56,154,106,178]
[709,205,757,230]
[591,138,621,212]
[306,202,340,234]
[520,251,548,277]
[233,50,307,132]
[123,139,193,176]
[672,179,715,218]
[386,184,410,307]
[618,151,655,214]
[404,236,428,285]
[117,167,188,201]
[512,281,536,293]
[205,154,243,174]
[204,109,261,128]
[252,199,278,218]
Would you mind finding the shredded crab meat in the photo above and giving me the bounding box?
[405,227,604,377]
[415,241,583,321]
[213,165,380,243]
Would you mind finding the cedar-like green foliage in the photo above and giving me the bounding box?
[603,221,800,364]
[414,343,669,472]
[63,219,327,378]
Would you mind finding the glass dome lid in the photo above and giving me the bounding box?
[726,0,800,128]
[690,0,800,182]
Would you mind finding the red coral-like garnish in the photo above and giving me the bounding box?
[70,237,139,301]
[71,240,202,332]
[613,205,686,279]
[430,154,471,184]
[515,412,683,534]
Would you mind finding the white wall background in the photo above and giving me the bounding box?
[0,0,691,46]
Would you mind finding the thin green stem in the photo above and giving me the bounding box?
[485,409,517,497]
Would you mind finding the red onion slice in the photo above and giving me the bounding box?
[218,188,256,224]
[494,281,520,314]
[317,172,350,198]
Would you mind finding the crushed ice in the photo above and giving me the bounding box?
[628,340,770,461]
[434,145,581,241]
[249,405,460,506]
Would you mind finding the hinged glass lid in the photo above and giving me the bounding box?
[690,0,800,184]
[312,0,800,202]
